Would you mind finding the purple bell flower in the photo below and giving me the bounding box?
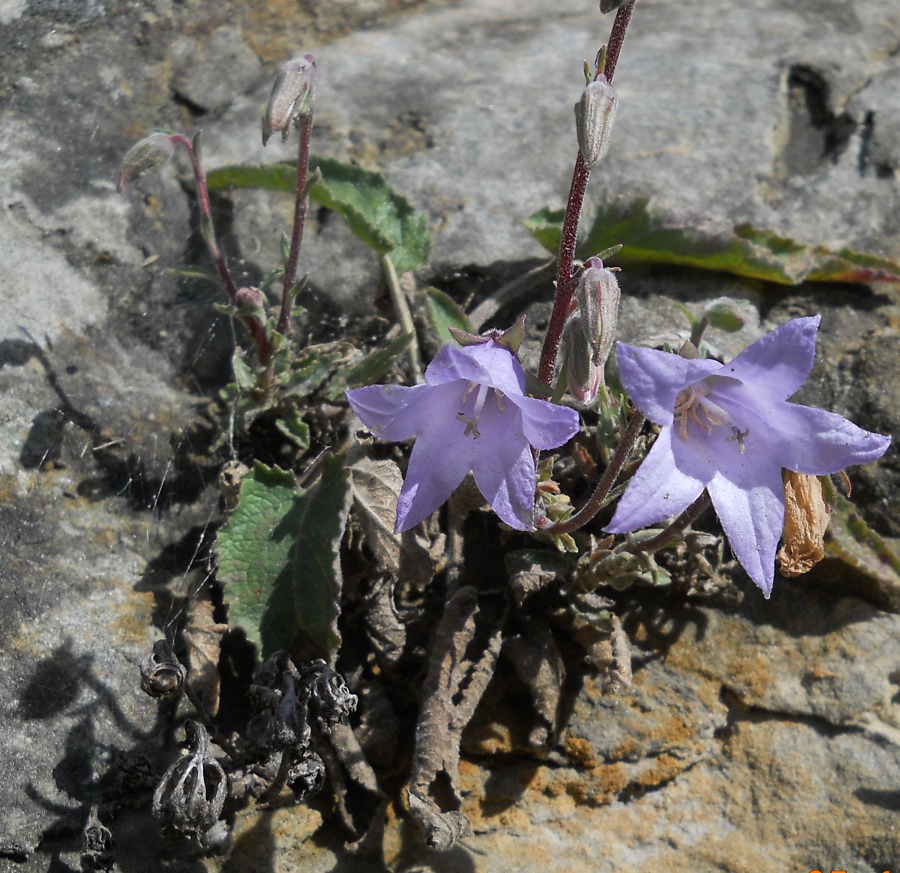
[347,340,580,532]
[605,316,891,597]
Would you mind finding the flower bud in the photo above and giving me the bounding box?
[262,54,317,145]
[574,75,618,168]
[117,132,176,192]
[578,257,621,370]
[563,312,601,406]
[702,297,746,333]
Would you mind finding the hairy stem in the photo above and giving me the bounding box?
[380,253,423,381]
[538,0,637,386]
[546,407,645,536]
[171,134,270,363]
[627,491,712,554]
[278,113,314,336]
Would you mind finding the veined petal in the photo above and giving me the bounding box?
[513,394,580,451]
[616,343,722,426]
[605,430,705,532]
[473,402,536,529]
[707,463,785,598]
[723,316,819,401]
[347,382,433,441]
[758,402,892,474]
[424,341,526,396]
[395,419,476,531]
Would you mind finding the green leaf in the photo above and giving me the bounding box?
[279,346,348,397]
[215,458,352,660]
[207,156,432,272]
[274,405,310,451]
[524,197,900,285]
[425,287,474,345]
[324,332,413,401]
[825,494,900,601]
[523,206,567,255]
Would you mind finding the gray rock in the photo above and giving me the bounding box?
[0,0,897,869]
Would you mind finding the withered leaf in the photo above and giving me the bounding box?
[183,584,227,717]
[349,457,432,587]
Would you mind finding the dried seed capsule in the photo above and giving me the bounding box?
[81,807,114,873]
[140,639,185,698]
[152,721,228,843]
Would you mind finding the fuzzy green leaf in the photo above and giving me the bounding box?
[425,287,474,345]
[274,406,310,450]
[207,157,432,272]
[325,332,413,401]
[825,495,900,598]
[215,458,352,660]
[525,197,900,285]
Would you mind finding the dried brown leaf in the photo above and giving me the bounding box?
[504,625,565,751]
[350,457,433,587]
[183,585,227,717]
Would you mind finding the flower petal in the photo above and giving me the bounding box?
[424,341,526,396]
[395,418,475,531]
[513,394,580,451]
[472,402,536,529]
[616,343,722,426]
[757,402,892,474]
[347,383,433,441]
[723,316,819,401]
[605,430,705,532]
[707,463,785,598]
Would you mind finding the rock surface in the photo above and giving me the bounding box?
[0,0,897,871]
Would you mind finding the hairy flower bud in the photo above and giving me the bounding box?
[562,258,620,406]
[117,132,176,192]
[578,257,620,370]
[562,312,601,405]
[574,75,618,168]
[702,297,746,333]
[262,54,317,145]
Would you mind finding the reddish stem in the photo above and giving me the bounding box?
[626,491,712,554]
[277,113,314,336]
[545,408,645,536]
[171,134,270,364]
[538,0,637,386]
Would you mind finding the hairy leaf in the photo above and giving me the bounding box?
[425,287,474,345]
[348,457,433,588]
[825,495,900,607]
[325,332,413,402]
[525,197,900,285]
[215,459,352,660]
[207,157,432,272]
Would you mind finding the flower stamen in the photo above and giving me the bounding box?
[674,384,726,440]
[456,382,492,439]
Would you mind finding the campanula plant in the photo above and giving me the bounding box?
[118,0,897,857]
